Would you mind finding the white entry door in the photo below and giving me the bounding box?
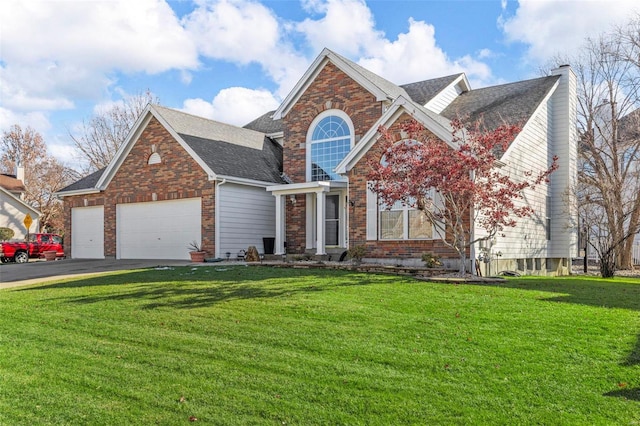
[71,206,104,259]
[116,198,201,260]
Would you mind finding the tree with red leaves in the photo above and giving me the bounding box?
[367,118,558,275]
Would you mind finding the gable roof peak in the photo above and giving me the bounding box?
[273,48,408,120]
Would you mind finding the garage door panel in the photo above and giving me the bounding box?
[71,206,104,259]
[117,198,201,260]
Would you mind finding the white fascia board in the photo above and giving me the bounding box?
[54,188,101,198]
[266,180,347,195]
[501,79,560,162]
[215,175,280,188]
[335,96,454,174]
[273,49,389,120]
[267,131,284,139]
[0,186,41,216]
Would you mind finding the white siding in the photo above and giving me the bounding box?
[218,183,276,257]
[479,66,578,267]
[549,66,579,259]
[0,192,39,239]
[490,99,554,260]
[425,82,463,113]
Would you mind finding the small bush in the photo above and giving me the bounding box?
[0,227,15,241]
[421,252,442,268]
[348,245,367,262]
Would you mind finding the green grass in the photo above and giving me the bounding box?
[1,266,639,425]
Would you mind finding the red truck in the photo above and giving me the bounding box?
[0,233,64,263]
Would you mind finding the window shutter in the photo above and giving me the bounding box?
[432,189,445,239]
[366,181,378,240]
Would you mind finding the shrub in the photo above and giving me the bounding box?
[421,252,442,268]
[348,245,367,262]
[0,227,15,241]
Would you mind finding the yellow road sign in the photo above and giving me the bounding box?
[23,213,32,230]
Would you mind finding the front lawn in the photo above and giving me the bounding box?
[1,266,638,424]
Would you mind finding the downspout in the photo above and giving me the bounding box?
[215,178,227,258]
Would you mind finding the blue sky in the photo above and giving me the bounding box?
[1,0,638,170]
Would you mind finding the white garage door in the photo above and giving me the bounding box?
[117,198,201,260]
[71,206,104,259]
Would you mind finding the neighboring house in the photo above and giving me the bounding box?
[0,171,41,239]
[251,48,577,275]
[56,105,283,260]
[59,48,578,275]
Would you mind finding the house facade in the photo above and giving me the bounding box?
[258,49,578,275]
[0,170,41,240]
[57,105,283,260]
[59,48,578,275]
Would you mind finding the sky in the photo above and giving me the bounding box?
[1,0,639,171]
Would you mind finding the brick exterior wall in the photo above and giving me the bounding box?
[63,117,216,258]
[347,112,460,260]
[281,62,383,254]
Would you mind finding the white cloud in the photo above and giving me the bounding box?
[181,87,279,126]
[296,0,383,57]
[0,0,198,112]
[48,142,79,166]
[501,0,639,62]
[357,18,492,85]
[183,0,309,98]
[0,108,51,136]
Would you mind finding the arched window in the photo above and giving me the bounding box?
[307,111,353,181]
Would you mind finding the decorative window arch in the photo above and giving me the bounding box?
[148,152,161,165]
[306,110,354,181]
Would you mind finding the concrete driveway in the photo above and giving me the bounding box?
[0,258,191,289]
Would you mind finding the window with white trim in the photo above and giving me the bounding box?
[379,199,433,240]
[308,112,352,181]
[375,139,434,240]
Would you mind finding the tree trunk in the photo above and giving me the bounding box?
[600,250,616,278]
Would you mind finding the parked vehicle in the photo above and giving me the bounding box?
[0,233,64,263]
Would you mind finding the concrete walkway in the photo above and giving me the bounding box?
[0,258,192,289]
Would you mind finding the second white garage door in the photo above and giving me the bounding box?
[116,198,202,260]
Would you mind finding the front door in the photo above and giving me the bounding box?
[325,194,340,246]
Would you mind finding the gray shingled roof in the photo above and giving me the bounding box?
[58,167,106,193]
[180,133,284,183]
[154,105,265,150]
[244,110,283,134]
[441,75,560,131]
[400,74,464,105]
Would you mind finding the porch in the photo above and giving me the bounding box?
[267,181,348,256]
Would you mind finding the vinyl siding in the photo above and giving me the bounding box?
[489,98,553,260]
[425,82,463,113]
[0,192,39,239]
[217,183,276,257]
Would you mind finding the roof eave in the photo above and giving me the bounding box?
[273,49,389,120]
[55,188,101,198]
[0,186,41,216]
[336,96,454,174]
